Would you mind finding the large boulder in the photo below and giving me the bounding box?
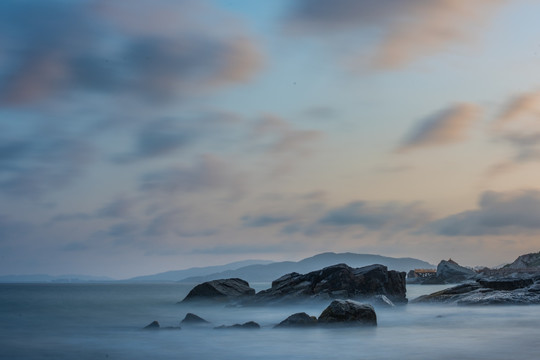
[274,312,318,328]
[437,259,476,283]
[249,263,406,304]
[181,278,255,303]
[420,259,476,284]
[318,300,377,326]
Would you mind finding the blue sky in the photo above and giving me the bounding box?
[2,0,540,278]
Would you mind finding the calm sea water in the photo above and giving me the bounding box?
[1,283,540,360]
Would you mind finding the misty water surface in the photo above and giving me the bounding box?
[1,283,539,360]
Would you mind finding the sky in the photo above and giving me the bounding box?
[2,0,540,278]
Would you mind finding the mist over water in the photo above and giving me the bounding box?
[1,283,540,360]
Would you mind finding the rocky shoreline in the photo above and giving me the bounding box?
[413,276,540,305]
[181,263,407,306]
[144,253,540,330]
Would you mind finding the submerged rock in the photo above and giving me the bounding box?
[318,300,377,326]
[180,313,210,326]
[143,320,160,330]
[249,263,406,305]
[181,278,255,303]
[214,321,260,330]
[274,312,318,328]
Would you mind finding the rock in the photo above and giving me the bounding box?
[181,278,255,303]
[435,259,476,283]
[249,263,406,304]
[180,313,210,326]
[318,300,377,326]
[412,282,481,304]
[412,278,540,305]
[505,251,540,269]
[478,278,534,291]
[274,312,318,328]
[143,320,160,330]
[214,321,260,330]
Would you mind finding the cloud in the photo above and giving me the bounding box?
[114,111,242,163]
[139,154,246,196]
[427,190,540,236]
[96,197,136,218]
[396,103,481,152]
[495,92,540,128]
[487,92,540,172]
[286,0,507,68]
[241,214,294,228]
[0,134,94,197]
[318,201,430,231]
[251,114,323,174]
[0,0,262,106]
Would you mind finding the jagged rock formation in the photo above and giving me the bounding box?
[318,300,377,326]
[413,276,540,305]
[181,278,255,302]
[248,263,406,304]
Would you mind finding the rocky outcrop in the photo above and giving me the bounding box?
[248,263,406,304]
[418,259,476,284]
[437,259,476,282]
[318,300,377,326]
[181,278,255,303]
[214,321,260,330]
[413,277,540,305]
[274,312,318,328]
[180,313,210,326]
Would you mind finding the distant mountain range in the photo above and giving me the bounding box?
[0,253,435,284]
[0,274,114,283]
[128,252,435,283]
[126,259,274,282]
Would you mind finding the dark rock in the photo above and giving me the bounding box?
[318,300,377,326]
[249,263,406,304]
[478,278,534,291]
[214,321,260,330]
[181,278,255,303]
[274,312,318,328]
[180,313,210,325]
[436,259,476,283]
[412,282,481,304]
[143,320,160,330]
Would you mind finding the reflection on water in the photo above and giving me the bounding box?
[1,283,539,360]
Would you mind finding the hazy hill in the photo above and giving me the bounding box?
[179,252,434,283]
[126,259,274,282]
[505,251,540,269]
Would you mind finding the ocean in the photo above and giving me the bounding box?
[1,282,539,360]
